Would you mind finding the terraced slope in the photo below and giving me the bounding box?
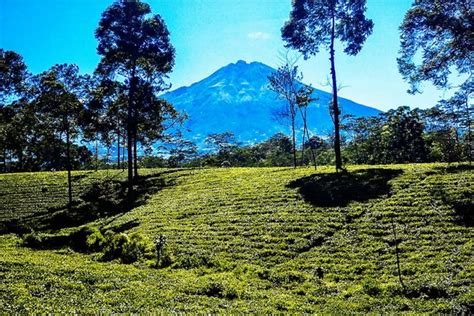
[0,164,473,313]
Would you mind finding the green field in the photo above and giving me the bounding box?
[1,164,473,313]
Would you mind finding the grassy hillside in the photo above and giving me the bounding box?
[1,164,473,313]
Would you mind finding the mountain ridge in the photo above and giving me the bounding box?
[162,60,382,147]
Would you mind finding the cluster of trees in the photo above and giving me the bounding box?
[281,0,374,171]
[268,54,319,168]
[171,102,470,168]
[1,0,472,182]
[344,106,472,164]
[1,1,182,202]
[277,0,471,171]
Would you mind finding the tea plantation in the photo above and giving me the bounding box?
[0,164,473,313]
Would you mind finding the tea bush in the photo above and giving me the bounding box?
[1,164,473,313]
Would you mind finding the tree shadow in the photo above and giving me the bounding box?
[434,164,474,174]
[430,186,473,227]
[287,168,403,207]
[2,170,182,233]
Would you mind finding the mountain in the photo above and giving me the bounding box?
[162,60,381,148]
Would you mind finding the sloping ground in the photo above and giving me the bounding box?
[0,164,473,313]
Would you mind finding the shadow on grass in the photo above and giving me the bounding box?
[434,163,474,174]
[3,170,182,233]
[287,168,403,207]
[430,186,473,227]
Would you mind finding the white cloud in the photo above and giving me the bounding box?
[247,32,271,40]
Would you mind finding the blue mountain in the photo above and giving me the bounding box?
[162,60,381,147]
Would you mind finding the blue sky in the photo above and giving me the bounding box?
[0,0,448,111]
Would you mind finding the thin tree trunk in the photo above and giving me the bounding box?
[117,128,121,170]
[18,149,23,172]
[301,115,306,166]
[302,107,317,169]
[466,97,472,164]
[133,134,138,178]
[127,71,137,192]
[122,138,126,171]
[106,145,110,169]
[95,141,99,171]
[291,109,297,168]
[330,13,343,171]
[3,148,8,173]
[66,129,73,206]
[2,148,6,173]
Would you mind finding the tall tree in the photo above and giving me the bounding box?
[422,107,462,162]
[398,0,473,163]
[205,132,238,158]
[383,107,427,163]
[268,56,302,168]
[0,50,30,171]
[84,77,127,170]
[95,0,175,190]
[282,0,374,171]
[34,64,86,205]
[398,0,472,95]
[437,83,473,163]
[296,85,317,167]
[132,79,183,176]
[0,49,29,104]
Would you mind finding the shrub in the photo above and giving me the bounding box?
[173,250,213,269]
[102,231,154,264]
[21,231,43,249]
[69,225,103,252]
[86,229,106,252]
[362,278,382,297]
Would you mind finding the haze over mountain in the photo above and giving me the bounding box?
[163,60,381,148]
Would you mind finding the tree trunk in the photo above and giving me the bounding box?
[95,141,99,171]
[301,107,317,169]
[117,128,121,170]
[466,97,472,164]
[300,115,306,166]
[2,148,6,173]
[291,108,297,168]
[106,145,110,169]
[66,129,73,206]
[18,149,23,172]
[133,134,138,178]
[122,138,126,171]
[3,148,8,173]
[330,13,343,171]
[127,71,137,192]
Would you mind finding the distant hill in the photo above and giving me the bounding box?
[162,60,381,148]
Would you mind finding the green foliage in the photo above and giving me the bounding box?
[0,49,28,101]
[362,278,382,297]
[102,231,154,264]
[21,231,44,249]
[282,0,374,57]
[190,133,310,167]
[398,0,472,94]
[344,107,430,164]
[69,226,104,252]
[95,0,177,183]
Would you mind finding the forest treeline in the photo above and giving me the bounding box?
[1,1,472,180]
[173,103,472,168]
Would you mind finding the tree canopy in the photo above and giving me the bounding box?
[398,0,473,94]
[95,0,176,188]
[282,0,373,171]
